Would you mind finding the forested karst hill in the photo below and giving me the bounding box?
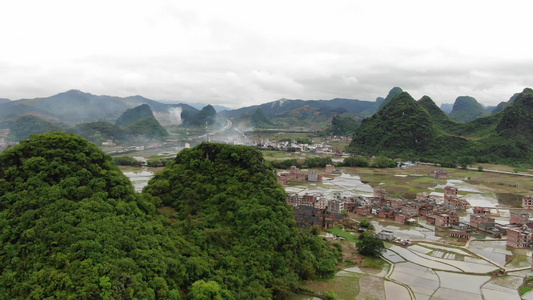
[348,88,533,164]
[377,86,403,109]
[115,104,169,139]
[0,132,210,299]
[0,133,339,299]
[492,93,519,115]
[250,108,275,127]
[143,142,340,298]
[349,92,435,156]
[8,115,63,141]
[182,104,224,127]
[448,96,490,122]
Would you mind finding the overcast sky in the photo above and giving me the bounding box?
[1,0,532,108]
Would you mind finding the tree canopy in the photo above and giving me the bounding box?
[0,132,214,299]
[357,231,385,257]
[144,142,340,298]
[0,134,340,299]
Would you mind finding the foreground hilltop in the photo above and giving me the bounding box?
[0,132,338,299]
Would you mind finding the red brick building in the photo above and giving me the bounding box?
[435,212,459,227]
[523,196,533,209]
[279,166,323,183]
[373,188,387,202]
[395,213,410,224]
[510,212,533,225]
[355,206,371,216]
[377,207,395,219]
[429,169,448,179]
[470,214,495,229]
[444,186,458,201]
[401,205,419,216]
[390,198,408,209]
[444,197,469,210]
[473,207,491,215]
[507,226,533,248]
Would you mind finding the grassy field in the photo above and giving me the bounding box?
[328,227,360,243]
[303,272,365,300]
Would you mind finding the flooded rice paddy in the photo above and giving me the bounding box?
[123,170,154,192]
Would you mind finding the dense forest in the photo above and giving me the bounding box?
[0,132,339,299]
[349,88,533,165]
[143,143,340,298]
[8,115,64,141]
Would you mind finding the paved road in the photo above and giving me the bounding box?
[197,119,232,140]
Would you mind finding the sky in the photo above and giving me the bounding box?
[1,0,532,108]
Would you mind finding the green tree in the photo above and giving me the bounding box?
[357,231,385,257]
[359,219,374,230]
[457,155,475,169]
[342,156,369,167]
[371,156,396,168]
[189,280,235,300]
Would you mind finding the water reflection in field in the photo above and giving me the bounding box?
[287,294,323,300]
[123,170,154,192]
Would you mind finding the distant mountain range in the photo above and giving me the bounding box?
[220,95,381,130]
[8,104,170,143]
[1,88,528,142]
[0,90,199,127]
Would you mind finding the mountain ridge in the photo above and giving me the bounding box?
[348,88,533,163]
[0,90,199,127]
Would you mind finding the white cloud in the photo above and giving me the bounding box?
[0,0,532,107]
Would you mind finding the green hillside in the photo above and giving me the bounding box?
[348,88,533,164]
[0,132,208,299]
[144,142,340,298]
[115,104,169,139]
[327,115,359,136]
[250,108,275,128]
[183,104,223,127]
[449,96,490,122]
[116,104,154,127]
[378,87,403,109]
[124,117,169,139]
[8,115,63,141]
[350,92,435,156]
[72,121,128,144]
[0,133,339,299]
[492,93,519,115]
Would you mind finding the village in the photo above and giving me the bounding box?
[281,165,533,255]
[281,164,533,299]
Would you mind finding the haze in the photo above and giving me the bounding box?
[1,0,532,108]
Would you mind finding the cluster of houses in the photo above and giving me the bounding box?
[284,167,533,250]
[281,163,533,251]
[278,164,340,185]
[287,185,469,229]
[254,138,343,155]
[278,166,323,185]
